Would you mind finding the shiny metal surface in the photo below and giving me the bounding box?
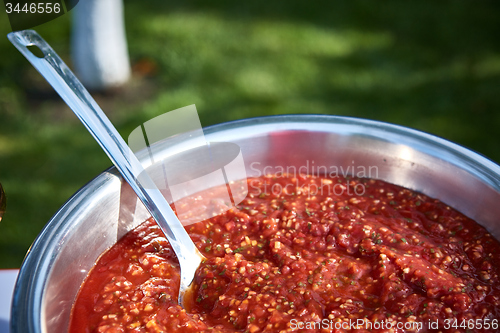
[8,30,204,308]
[11,115,500,332]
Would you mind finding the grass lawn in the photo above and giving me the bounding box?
[0,0,499,268]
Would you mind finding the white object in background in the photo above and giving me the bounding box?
[72,0,131,90]
[0,270,19,333]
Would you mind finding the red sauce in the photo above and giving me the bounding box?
[69,175,500,332]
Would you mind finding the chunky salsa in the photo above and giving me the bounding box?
[69,174,500,332]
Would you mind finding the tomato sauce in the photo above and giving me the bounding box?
[69,175,500,332]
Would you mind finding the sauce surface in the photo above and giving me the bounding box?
[70,175,500,332]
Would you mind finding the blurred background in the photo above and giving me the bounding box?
[0,0,499,268]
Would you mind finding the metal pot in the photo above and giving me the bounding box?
[11,115,500,332]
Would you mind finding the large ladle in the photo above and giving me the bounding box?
[8,30,204,308]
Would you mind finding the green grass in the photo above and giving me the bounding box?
[1,0,499,268]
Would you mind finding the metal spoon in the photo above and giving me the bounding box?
[8,30,204,308]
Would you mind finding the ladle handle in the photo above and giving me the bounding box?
[7,30,203,276]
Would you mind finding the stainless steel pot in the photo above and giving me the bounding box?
[11,115,500,332]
